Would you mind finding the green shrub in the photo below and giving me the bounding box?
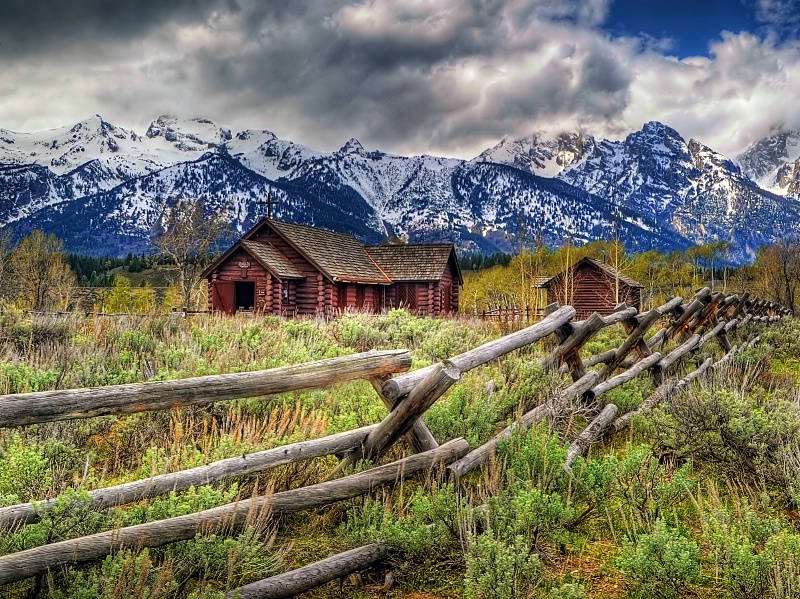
[616,520,701,599]
[464,532,542,599]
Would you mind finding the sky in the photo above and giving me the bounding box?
[1,0,800,159]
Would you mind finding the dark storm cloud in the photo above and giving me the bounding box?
[4,0,800,159]
[179,0,635,151]
[0,0,224,58]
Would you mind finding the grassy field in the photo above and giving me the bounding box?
[0,309,799,598]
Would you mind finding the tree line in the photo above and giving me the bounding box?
[1,206,797,315]
[461,238,795,314]
[0,198,230,313]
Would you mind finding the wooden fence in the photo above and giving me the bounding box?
[0,289,788,595]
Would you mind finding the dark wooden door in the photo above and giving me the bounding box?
[212,281,235,315]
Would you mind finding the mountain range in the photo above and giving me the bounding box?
[2,114,800,263]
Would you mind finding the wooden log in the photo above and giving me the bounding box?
[0,424,378,531]
[673,356,714,393]
[699,320,727,348]
[739,313,753,328]
[732,291,750,319]
[664,288,711,341]
[598,311,660,379]
[359,362,459,463]
[368,375,438,455]
[0,438,469,585]
[542,309,637,372]
[586,353,662,401]
[0,350,411,428]
[564,404,618,470]
[577,349,616,370]
[657,334,700,372]
[611,356,713,434]
[687,292,725,334]
[381,305,576,400]
[228,543,392,599]
[447,371,599,479]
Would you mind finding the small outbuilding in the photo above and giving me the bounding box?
[536,257,643,319]
[201,218,462,316]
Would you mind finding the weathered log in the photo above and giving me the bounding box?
[611,352,722,434]
[0,350,412,428]
[673,356,714,393]
[664,288,711,341]
[564,404,618,471]
[646,328,668,350]
[0,438,469,585]
[381,305,576,400]
[0,425,378,531]
[575,349,617,370]
[542,309,637,372]
[687,292,726,333]
[699,319,727,348]
[732,291,751,319]
[368,375,438,455]
[598,310,661,379]
[587,353,662,401]
[739,313,753,328]
[359,362,460,463]
[543,304,587,380]
[228,543,392,599]
[447,371,599,479]
[658,334,700,372]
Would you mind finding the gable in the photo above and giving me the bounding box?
[538,257,643,290]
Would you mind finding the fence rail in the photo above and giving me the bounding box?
[0,290,789,590]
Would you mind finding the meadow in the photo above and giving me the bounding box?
[0,308,799,599]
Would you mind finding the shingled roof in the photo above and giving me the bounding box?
[366,243,462,284]
[538,257,643,288]
[267,220,391,284]
[241,240,305,279]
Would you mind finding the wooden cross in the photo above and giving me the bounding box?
[257,192,280,219]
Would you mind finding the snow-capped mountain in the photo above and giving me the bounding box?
[737,130,800,197]
[476,121,800,261]
[1,115,799,262]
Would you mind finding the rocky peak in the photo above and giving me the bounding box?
[338,137,366,155]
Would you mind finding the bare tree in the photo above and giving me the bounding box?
[755,240,800,313]
[155,198,231,310]
[0,228,14,304]
[10,230,76,312]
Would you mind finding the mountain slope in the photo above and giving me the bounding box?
[3,114,800,262]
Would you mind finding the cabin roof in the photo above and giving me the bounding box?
[241,240,305,279]
[537,257,643,288]
[266,220,392,284]
[366,243,463,284]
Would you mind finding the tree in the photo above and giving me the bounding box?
[10,230,76,311]
[0,228,14,304]
[754,240,800,313]
[155,198,230,310]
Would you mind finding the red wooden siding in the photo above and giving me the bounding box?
[205,221,463,317]
[545,263,641,319]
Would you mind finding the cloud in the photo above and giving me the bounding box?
[1,0,800,161]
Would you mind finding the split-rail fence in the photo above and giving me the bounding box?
[0,290,789,596]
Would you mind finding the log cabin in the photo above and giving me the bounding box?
[201,218,463,316]
[536,257,643,319]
